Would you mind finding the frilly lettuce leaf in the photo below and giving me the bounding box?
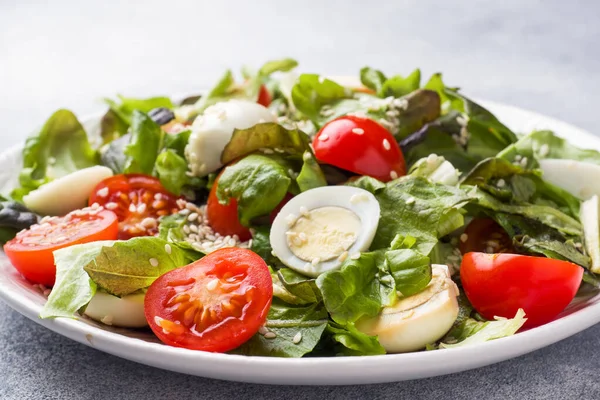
[12,109,98,201]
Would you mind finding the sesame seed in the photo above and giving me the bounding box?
[154,193,163,201]
[263,148,274,155]
[497,179,506,187]
[258,326,269,335]
[141,217,157,229]
[539,144,550,158]
[105,202,118,210]
[189,224,198,233]
[515,154,522,161]
[129,204,136,212]
[96,187,109,198]
[382,139,391,150]
[285,213,298,227]
[137,203,147,213]
[485,246,495,254]
[206,278,219,291]
[164,244,172,255]
[149,258,159,267]
[350,252,361,260]
[179,208,190,215]
[299,206,309,217]
[101,315,114,326]
[48,156,57,164]
[338,251,349,262]
[274,147,285,154]
[352,128,364,135]
[319,134,329,141]
[405,196,415,205]
[293,332,302,344]
[460,233,469,243]
[311,257,320,265]
[186,202,197,211]
[390,171,399,180]
[520,157,528,168]
[188,212,199,222]
[183,225,190,234]
[264,332,277,339]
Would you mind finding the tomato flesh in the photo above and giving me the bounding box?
[145,248,272,352]
[459,218,514,254]
[4,207,118,286]
[89,174,181,239]
[312,116,406,182]
[460,252,583,328]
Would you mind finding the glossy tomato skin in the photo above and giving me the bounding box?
[460,252,583,328]
[206,176,252,242]
[4,208,118,286]
[89,174,180,239]
[257,85,272,107]
[145,248,272,352]
[312,116,406,182]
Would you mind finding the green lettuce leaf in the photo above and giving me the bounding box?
[123,111,164,174]
[360,67,421,98]
[12,109,98,200]
[384,249,432,296]
[231,299,328,357]
[438,309,526,349]
[316,251,396,325]
[360,67,386,95]
[104,95,174,126]
[155,150,189,195]
[291,74,351,122]
[83,237,199,297]
[351,176,470,254]
[325,322,386,356]
[277,268,322,304]
[216,154,292,226]
[497,130,600,168]
[296,152,327,192]
[221,123,311,165]
[40,241,111,319]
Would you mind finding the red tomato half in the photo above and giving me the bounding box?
[460,252,583,328]
[257,85,272,107]
[89,174,181,239]
[145,247,273,352]
[4,207,118,286]
[312,116,406,182]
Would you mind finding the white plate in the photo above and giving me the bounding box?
[1,99,600,386]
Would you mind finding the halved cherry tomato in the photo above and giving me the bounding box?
[459,218,514,254]
[145,247,272,352]
[312,116,406,182]
[89,174,180,240]
[206,176,252,242]
[207,176,293,241]
[460,252,583,328]
[257,85,272,107]
[4,207,118,286]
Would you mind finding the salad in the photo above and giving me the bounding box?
[2,58,599,357]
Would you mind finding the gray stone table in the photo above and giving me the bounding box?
[1,1,600,398]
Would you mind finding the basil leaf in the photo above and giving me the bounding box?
[231,299,328,357]
[216,154,292,226]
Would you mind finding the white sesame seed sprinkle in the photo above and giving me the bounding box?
[105,202,118,210]
[206,278,219,291]
[129,203,136,212]
[352,128,364,135]
[390,171,399,180]
[293,332,302,344]
[539,144,550,158]
[96,187,109,198]
[164,243,172,255]
[311,257,320,265]
[137,203,147,213]
[264,332,277,339]
[382,139,391,150]
[319,134,329,141]
[350,252,361,260]
[497,179,506,188]
[460,233,469,243]
[149,258,159,267]
[258,326,269,335]
[188,212,199,222]
[405,197,415,205]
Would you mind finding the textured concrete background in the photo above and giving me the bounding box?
[1,0,600,398]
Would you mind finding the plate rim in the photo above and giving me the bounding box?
[1,97,600,385]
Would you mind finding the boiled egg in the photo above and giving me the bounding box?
[84,291,148,328]
[23,165,113,216]
[270,186,380,277]
[184,99,275,177]
[356,264,459,353]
